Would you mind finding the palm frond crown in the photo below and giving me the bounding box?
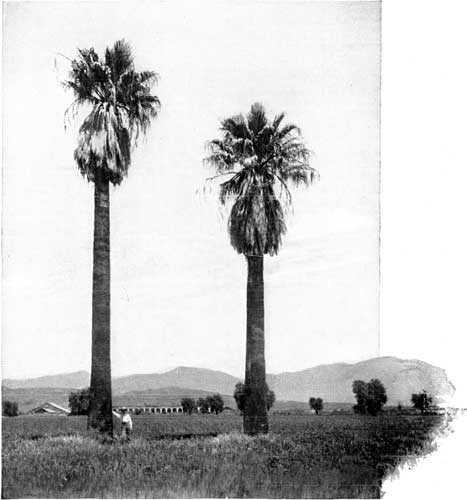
[205,102,316,256]
[65,40,160,185]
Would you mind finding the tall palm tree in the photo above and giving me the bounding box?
[205,103,316,435]
[64,40,160,434]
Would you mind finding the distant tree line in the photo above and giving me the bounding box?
[199,394,224,414]
[66,381,436,421]
[69,389,227,416]
[181,394,225,414]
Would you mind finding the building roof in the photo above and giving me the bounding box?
[29,401,70,414]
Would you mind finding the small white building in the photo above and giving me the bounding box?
[28,402,71,416]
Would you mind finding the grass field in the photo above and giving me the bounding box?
[2,413,446,498]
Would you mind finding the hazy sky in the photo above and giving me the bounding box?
[2,0,380,379]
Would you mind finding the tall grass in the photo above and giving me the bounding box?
[2,414,445,498]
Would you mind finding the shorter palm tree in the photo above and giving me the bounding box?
[205,103,316,434]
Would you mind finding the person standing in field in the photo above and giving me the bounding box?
[112,408,133,440]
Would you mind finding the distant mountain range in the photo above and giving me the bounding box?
[3,356,454,407]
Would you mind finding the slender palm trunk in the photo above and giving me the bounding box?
[243,255,268,435]
[88,169,113,435]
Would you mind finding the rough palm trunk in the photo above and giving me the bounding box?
[88,169,113,435]
[243,255,268,435]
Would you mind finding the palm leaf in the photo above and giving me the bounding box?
[105,39,134,83]
[247,103,267,135]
